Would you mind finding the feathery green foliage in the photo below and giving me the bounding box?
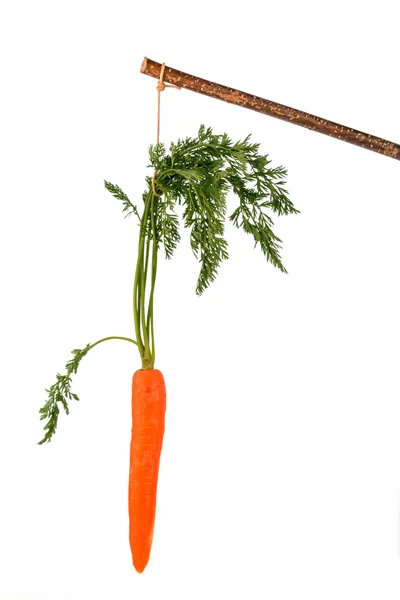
[40,125,297,441]
[147,125,298,294]
[38,336,137,443]
[106,125,298,297]
[38,345,90,444]
[104,180,141,221]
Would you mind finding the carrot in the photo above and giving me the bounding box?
[129,368,166,573]
[39,126,296,574]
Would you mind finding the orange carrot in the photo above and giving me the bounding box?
[129,368,166,573]
[39,130,295,573]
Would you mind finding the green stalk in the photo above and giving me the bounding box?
[88,336,138,351]
[143,234,151,300]
[146,193,158,368]
[141,235,151,364]
[133,252,144,355]
[133,192,152,360]
[140,234,151,364]
[133,189,159,370]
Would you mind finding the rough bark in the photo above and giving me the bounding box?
[141,58,400,161]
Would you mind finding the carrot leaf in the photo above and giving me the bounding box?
[104,180,141,221]
[38,345,91,444]
[147,124,299,294]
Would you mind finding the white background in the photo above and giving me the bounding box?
[1,1,400,598]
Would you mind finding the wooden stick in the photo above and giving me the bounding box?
[140,58,400,162]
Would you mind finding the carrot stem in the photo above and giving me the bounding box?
[145,193,158,368]
[88,336,138,350]
[133,192,152,359]
[133,190,158,369]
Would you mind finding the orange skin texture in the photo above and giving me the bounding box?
[129,369,166,573]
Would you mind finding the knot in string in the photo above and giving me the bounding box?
[152,63,181,197]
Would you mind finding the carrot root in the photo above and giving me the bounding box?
[129,368,166,573]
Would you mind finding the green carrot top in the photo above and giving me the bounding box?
[39,125,299,443]
[106,124,298,367]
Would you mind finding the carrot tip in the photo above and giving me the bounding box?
[133,559,148,574]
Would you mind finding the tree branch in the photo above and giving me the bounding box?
[140,58,400,162]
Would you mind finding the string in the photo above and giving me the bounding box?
[152,64,180,196]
